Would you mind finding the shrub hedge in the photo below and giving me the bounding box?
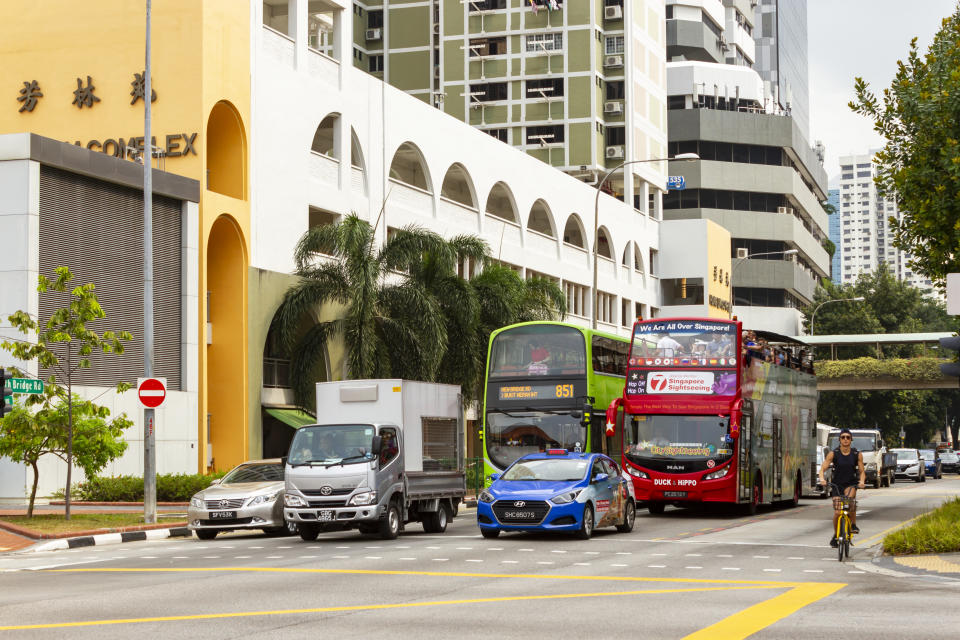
[58,472,227,502]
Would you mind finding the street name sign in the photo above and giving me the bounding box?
[137,377,167,408]
[9,378,43,394]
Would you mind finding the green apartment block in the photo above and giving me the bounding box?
[350,0,669,213]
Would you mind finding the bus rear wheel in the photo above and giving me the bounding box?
[647,501,665,515]
[744,474,760,516]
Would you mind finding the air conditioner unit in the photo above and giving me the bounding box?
[777,206,788,214]
[603,101,623,114]
[604,5,623,20]
[366,28,382,41]
[603,55,623,68]
[605,145,625,159]
[736,248,749,259]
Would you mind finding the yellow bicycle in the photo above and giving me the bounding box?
[820,482,855,562]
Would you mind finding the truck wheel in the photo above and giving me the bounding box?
[299,525,320,541]
[480,528,500,539]
[195,529,218,540]
[422,502,449,534]
[379,502,401,540]
[647,502,665,515]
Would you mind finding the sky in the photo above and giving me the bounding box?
[807,0,959,184]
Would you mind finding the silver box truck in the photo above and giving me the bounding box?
[283,379,465,541]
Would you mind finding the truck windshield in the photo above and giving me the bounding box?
[486,411,585,469]
[289,425,377,465]
[501,458,590,482]
[827,434,876,452]
[624,414,733,463]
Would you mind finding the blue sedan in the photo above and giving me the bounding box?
[476,450,635,539]
[919,449,942,479]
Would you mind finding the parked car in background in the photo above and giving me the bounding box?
[891,448,925,482]
[188,459,293,540]
[812,446,833,498]
[919,449,942,479]
[939,450,959,474]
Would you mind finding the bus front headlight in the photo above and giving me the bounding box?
[703,466,729,481]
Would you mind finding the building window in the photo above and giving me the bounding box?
[605,35,624,55]
[469,82,508,102]
[484,128,508,143]
[605,127,625,146]
[526,124,564,145]
[526,33,563,52]
[563,281,589,317]
[368,10,383,28]
[468,0,506,10]
[469,37,507,56]
[369,55,384,73]
[595,292,617,326]
[526,77,564,98]
[606,81,625,100]
[665,5,673,19]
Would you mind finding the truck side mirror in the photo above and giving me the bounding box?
[371,435,382,456]
[280,456,288,466]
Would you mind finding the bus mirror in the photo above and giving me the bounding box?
[581,403,593,426]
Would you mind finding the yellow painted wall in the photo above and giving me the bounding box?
[0,0,253,473]
[705,219,732,319]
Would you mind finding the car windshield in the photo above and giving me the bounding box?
[220,462,284,483]
[893,450,917,460]
[919,450,936,460]
[501,458,590,481]
[288,425,377,465]
[826,433,877,452]
[941,452,958,461]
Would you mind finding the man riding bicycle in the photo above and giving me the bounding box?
[818,427,866,548]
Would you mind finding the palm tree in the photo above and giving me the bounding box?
[278,214,450,408]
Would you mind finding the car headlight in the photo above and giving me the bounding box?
[347,490,377,506]
[550,489,582,505]
[478,489,495,503]
[625,466,648,479]
[284,493,308,507]
[190,496,203,509]
[703,466,730,481]
[248,491,282,506]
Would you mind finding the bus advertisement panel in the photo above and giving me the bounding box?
[609,317,817,514]
[482,322,629,477]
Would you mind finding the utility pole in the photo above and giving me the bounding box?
[143,0,157,525]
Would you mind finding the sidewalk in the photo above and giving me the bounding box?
[874,552,960,579]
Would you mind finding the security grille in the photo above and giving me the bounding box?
[38,166,182,389]
[422,417,457,471]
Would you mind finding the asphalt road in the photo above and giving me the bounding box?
[1,476,959,639]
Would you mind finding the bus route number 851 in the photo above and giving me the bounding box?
[556,384,574,398]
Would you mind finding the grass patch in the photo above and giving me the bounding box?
[883,497,960,555]
[1,513,184,535]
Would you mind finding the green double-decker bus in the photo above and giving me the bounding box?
[481,321,630,477]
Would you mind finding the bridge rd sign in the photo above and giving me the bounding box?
[137,377,167,408]
[9,378,43,394]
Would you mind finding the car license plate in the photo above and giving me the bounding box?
[210,510,236,519]
[318,510,335,522]
[504,511,537,519]
[663,491,687,498]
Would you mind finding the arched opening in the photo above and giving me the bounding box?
[634,244,646,275]
[388,141,432,192]
[485,182,518,223]
[563,214,585,248]
[440,163,477,208]
[311,113,339,158]
[350,127,367,195]
[622,241,633,266]
[527,199,555,237]
[206,214,247,472]
[597,226,613,259]
[206,100,246,199]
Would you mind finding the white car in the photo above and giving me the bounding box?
[891,448,925,482]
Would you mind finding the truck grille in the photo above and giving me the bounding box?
[204,498,245,509]
[492,500,550,525]
[308,500,348,508]
[301,488,354,496]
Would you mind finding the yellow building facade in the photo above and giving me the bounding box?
[0,0,252,472]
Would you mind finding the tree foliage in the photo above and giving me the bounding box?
[849,8,960,284]
[1,266,132,518]
[0,392,131,516]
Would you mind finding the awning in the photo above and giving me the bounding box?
[264,408,317,429]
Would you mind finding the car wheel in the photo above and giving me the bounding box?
[576,504,594,540]
[921,472,926,482]
[647,501,666,515]
[480,527,500,539]
[616,500,636,533]
[379,501,401,540]
[195,529,218,540]
[299,525,320,541]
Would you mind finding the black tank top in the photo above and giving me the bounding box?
[833,447,859,486]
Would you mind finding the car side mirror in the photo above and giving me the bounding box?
[594,473,609,483]
[488,473,501,482]
[371,435,382,456]
[209,478,221,485]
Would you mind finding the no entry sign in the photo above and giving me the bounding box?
[137,377,167,408]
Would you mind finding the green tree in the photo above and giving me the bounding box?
[1,267,132,519]
[850,7,960,284]
[0,392,131,517]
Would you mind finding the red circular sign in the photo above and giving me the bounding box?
[138,378,167,408]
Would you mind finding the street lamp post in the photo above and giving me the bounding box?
[591,153,698,329]
[728,249,798,319]
[809,296,865,336]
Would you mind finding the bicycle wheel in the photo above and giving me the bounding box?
[844,537,850,558]
[837,531,845,562]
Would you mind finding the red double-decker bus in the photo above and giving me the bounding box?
[606,317,817,514]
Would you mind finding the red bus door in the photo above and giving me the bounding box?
[739,412,753,502]
[773,418,783,499]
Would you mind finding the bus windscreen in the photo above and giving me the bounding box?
[625,415,734,463]
[630,319,737,368]
[489,325,586,378]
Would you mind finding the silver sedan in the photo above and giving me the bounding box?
[188,459,294,540]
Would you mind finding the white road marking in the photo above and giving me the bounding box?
[332,555,349,559]
[364,556,382,560]
[432,558,449,562]
[685,566,703,570]
[235,556,251,559]
[396,546,410,549]
[519,548,534,552]
[266,556,283,559]
[848,570,866,574]
[753,555,770,559]
[202,556,221,559]
[615,552,632,555]
[456,547,473,550]
[647,565,666,568]
[426,546,441,550]
[721,567,740,571]
[336,546,350,549]
[684,553,702,557]
[466,559,483,563]
[217,545,235,549]
[651,553,667,556]
[399,558,416,561]
[140,556,158,559]
[574,562,591,566]
[276,546,292,549]
[611,563,628,567]
[537,561,554,565]
[488,548,504,551]
[502,560,518,564]
[551,550,567,554]
[249,546,264,550]
[172,556,189,559]
[717,554,733,558]
[300,555,317,559]
[787,556,804,560]
[763,569,781,573]
[365,546,382,549]
[585,551,601,555]
[804,569,824,573]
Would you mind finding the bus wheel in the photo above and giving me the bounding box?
[647,501,665,515]
[745,475,760,516]
[788,472,801,508]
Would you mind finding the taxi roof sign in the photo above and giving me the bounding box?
[546,448,568,455]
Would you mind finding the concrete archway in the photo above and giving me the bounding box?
[206,100,247,199]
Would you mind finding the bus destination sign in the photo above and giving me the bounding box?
[498,383,576,401]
